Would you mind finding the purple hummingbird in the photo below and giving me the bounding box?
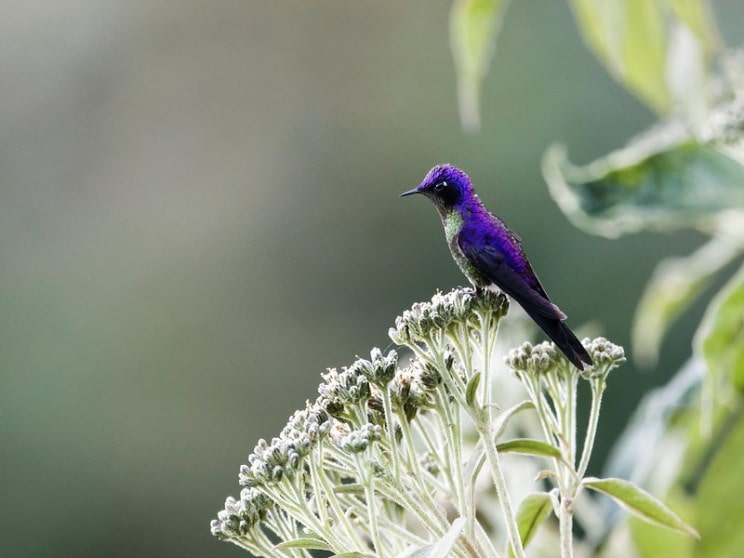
[401,164,593,370]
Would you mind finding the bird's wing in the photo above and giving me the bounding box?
[458,237,566,321]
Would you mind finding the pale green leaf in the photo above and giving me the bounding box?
[275,537,333,551]
[695,263,744,393]
[496,438,563,461]
[493,400,535,440]
[464,400,534,482]
[465,371,481,407]
[449,0,510,132]
[543,139,744,238]
[633,236,742,366]
[583,477,699,537]
[331,553,375,558]
[515,493,553,551]
[428,517,466,558]
[398,546,435,558]
[400,520,466,558]
[334,483,365,494]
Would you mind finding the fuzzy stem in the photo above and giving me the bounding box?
[477,417,525,558]
[577,378,606,479]
[397,408,452,527]
[380,385,402,478]
[361,466,384,556]
[479,310,493,409]
[560,496,574,558]
[309,448,365,549]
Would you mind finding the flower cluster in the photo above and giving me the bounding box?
[210,339,464,555]
[212,289,514,557]
[389,287,508,345]
[211,289,641,558]
[211,488,272,541]
[237,402,331,489]
[504,340,558,376]
[505,336,625,381]
[580,336,627,380]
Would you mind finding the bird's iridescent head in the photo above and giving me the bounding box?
[400,164,473,213]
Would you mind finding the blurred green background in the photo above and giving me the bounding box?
[1,2,742,557]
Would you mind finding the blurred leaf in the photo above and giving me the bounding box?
[275,537,333,551]
[543,139,744,238]
[604,358,701,485]
[622,0,669,113]
[663,0,720,52]
[583,477,699,538]
[331,553,375,558]
[695,263,744,393]
[569,0,669,113]
[666,18,708,130]
[633,235,742,366]
[569,0,719,115]
[693,406,744,557]
[496,438,564,461]
[569,0,624,70]
[514,493,553,552]
[630,489,695,558]
[449,0,510,132]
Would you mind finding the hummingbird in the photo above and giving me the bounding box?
[401,164,593,370]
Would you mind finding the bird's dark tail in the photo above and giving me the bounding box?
[523,308,593,370]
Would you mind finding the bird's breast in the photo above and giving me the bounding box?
[443,211,464,243]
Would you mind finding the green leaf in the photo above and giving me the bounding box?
[569,0,622,69]
[275,537,333,551]
[465,372,481,407]
[633,236,742,366]
[695,263,744,393]
[514,493,553,552]
[694,408,744,557]
[583,476,699,538]
[496,438,563,461]
[449,0,510,132]
[543,139,744,238]
[622,0,670,113]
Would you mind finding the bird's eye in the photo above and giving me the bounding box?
[434,181,447,192]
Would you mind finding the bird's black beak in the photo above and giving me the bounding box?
[399,188,420,198]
